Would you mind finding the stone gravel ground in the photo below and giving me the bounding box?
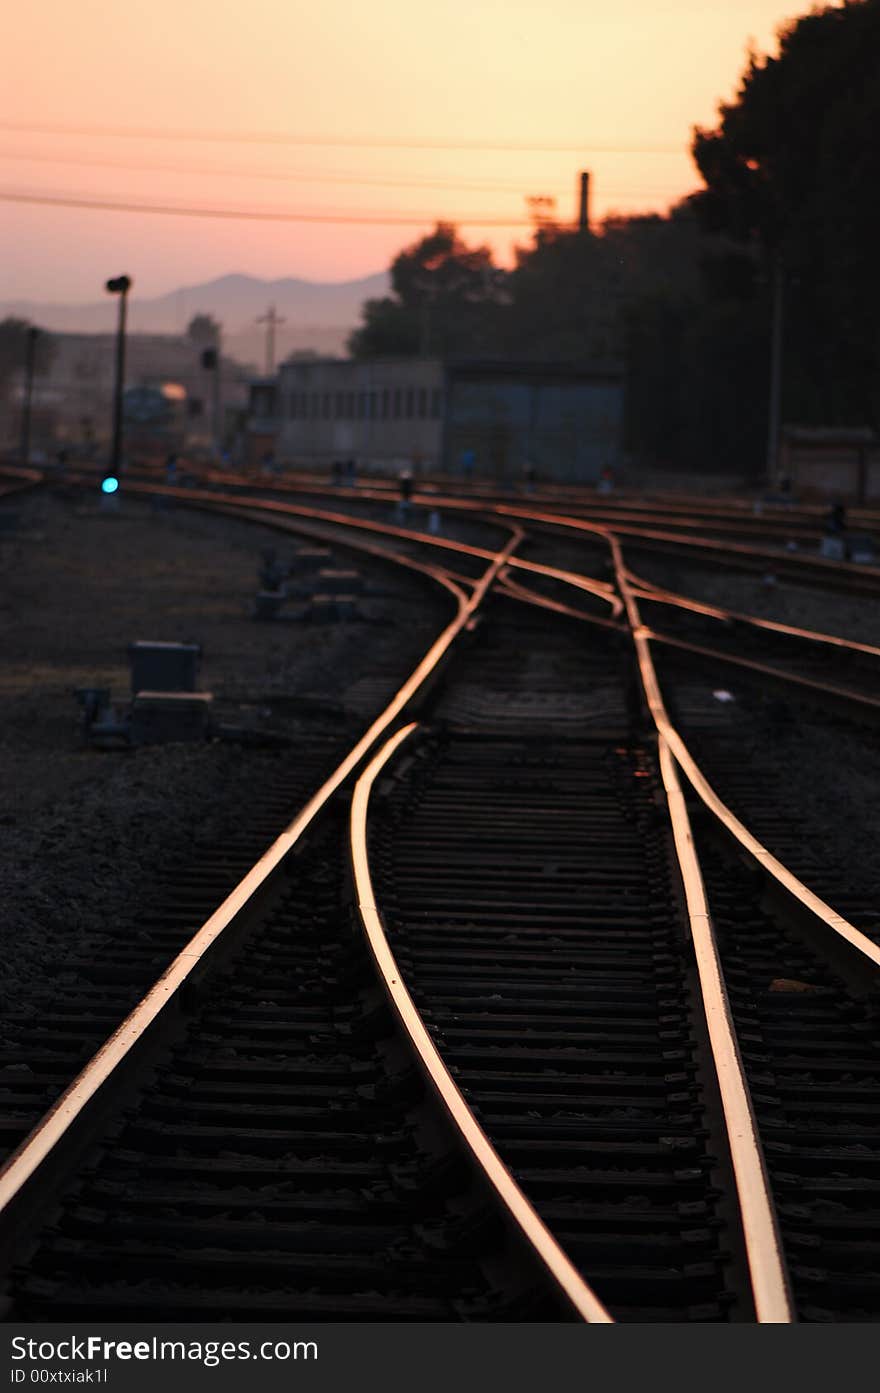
[0,487,448,1011]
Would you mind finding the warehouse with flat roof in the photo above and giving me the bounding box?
[250,357,622,481]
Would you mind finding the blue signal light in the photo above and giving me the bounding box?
[101,476,120,494]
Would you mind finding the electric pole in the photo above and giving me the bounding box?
[105,275,132,477]
[766,257,784,485]
[19,326,38,466]
[257,305,285,375]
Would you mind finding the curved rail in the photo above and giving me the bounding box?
[210,485,879,974]
[656,737,794,1323]
[498,558,880,719]
[159,468,880,595]
[644,627,880,718]
[0,522,520,1218]
[67,472,622,618]
[350,723,613,1324]
[626,568,880,661]
[606,532,880,972]
[209,483,880,977]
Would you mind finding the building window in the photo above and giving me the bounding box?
[431,388,443,418]
[346,391,355,417]
[381,388,390,419]
[289,392,297,419]
[417,387,427,418]
[369,391,377,420]
[356,391,366,419]
[393,388,402,418]
[405,388,415,417]
[335,391,344,418]
[323,392,332,419]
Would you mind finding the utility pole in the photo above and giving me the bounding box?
[201,347,222,456]
[257,305,285,375]
[19,326,38,466]
[105,275,132,477]
[766,257,784,485]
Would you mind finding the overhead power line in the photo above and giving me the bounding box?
[0,120,684,155]
[0,150,688,199]
[0,189,542,226]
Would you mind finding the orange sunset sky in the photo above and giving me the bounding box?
[3,0,830,304]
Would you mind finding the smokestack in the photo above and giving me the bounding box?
[578,171,590,232]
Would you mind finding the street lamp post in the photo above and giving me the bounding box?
[765,257,784,486]
[105,275,132,477]
[19,326,39,466]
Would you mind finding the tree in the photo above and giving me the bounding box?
[186,314,222,348]
[503,212,625,365]
[0,318,55,390]
[348,223,507,358]
[691,0,880,427]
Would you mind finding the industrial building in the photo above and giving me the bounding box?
[249,355,623,482]
[779,426,880,502]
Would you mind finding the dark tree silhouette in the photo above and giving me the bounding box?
[691,0,880,427]
[0,318,55,389]
[348,223,507,358]
[186,314,222,347]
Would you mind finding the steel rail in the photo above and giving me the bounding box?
[219,492,622,611]
[655,737,794,1324]
[497,565,880,721]
[349,723,614,1325]
[225,493,621,612]
[0,527,520,1217]
[607,532,880,972]
[182,466,880,537]
[213,481,878,727]
[489,504,880,593]
[497,568,623,630]
[497,556,880,1060]
[166,469,880,594]
[63,473,622,615]
[624,568,880,660]
[605,534,795,1322]
[643,628,880,716]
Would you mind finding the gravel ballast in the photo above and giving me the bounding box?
[0,488,448,1013]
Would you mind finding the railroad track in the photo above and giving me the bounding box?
[132,466,880,598]
[3,513,613,1322]
[4,476,880,1322]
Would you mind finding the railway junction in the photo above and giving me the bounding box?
[1,463,879,1323]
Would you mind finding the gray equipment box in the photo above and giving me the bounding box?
[129,641,201,694]
[316,568,363,595]
[130,690,213,745]
[309,594,359,623]
[289,547,332,574]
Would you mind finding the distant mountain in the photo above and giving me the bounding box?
[1,271,391,362]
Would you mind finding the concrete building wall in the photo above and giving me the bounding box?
[276,358,444,470]
[781,429,880,502]
[269,357,624,481]
[5,333,253,454]
[445,368,622,483]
